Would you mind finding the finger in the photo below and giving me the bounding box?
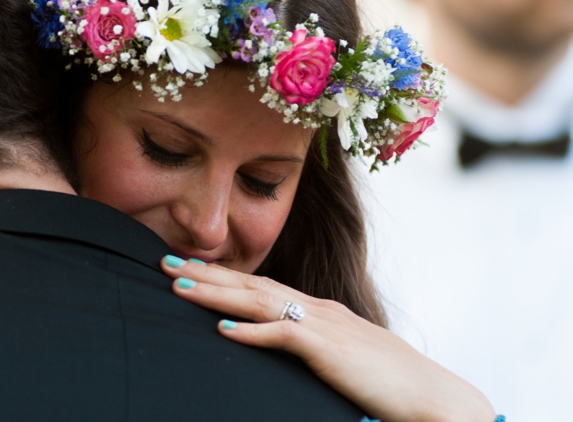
[161,255,249,287]
[162,255,308,300]
[217,319,323,359]
[173,277,303,323]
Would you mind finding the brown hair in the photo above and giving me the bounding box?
[257,0,388,327]
[0,0,73,179]
[47,0,388,327]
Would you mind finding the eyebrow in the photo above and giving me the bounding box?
[139,109,304,164]
[253,154,304,164]
[139,109,213,146]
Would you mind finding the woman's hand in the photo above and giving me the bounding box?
[161,256,497,422]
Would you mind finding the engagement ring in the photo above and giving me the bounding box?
[279,302,305,322]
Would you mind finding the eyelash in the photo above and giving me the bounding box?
[236,172,281,201]
[140,129,282,201]
[140,129,190,168]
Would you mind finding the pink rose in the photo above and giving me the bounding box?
[82,0,136,61]
[378,98,438,162]
[270,29,336,105]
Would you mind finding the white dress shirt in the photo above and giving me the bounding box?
[362,40,573,422]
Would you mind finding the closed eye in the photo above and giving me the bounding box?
[140,128,190,168]
[236,172,285,201]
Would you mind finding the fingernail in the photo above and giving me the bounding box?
[165,255,186,268]
[188,258,206,265]
[221,320,237,330]
[177,278,196,289]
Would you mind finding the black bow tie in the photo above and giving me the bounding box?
[458,132,570,168]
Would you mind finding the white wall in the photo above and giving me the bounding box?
[358,0,430,45]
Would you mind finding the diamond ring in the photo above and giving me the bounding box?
[279,301,305,322]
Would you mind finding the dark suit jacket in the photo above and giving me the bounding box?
[0,189,365,422]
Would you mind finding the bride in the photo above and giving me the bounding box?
[31,0,500,420]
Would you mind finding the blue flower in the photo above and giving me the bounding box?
[30,0,64,50]
[379,27,423,91]
[224,0,271,22]
[223,0,247,31]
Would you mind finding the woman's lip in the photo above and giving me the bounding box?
[171,249,219,264]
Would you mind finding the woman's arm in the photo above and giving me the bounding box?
[161,255,498,422]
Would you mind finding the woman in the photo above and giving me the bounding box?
[33,0,501,420]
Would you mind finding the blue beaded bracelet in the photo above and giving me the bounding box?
[360,415,506,422]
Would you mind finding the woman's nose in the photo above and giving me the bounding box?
[171,176,230,251]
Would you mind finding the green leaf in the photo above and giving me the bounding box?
[319,121,330,170]
[392,68,421,80]
[333,38,369,80]
[385,104,410,123]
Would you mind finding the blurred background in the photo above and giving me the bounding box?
[357,0,573,421]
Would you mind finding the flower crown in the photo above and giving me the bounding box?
[31,0,447,170]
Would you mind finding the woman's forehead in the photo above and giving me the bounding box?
[90,69,313,154]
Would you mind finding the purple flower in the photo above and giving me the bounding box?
[326,80,347,95]
[245,5,265,24]
[248,6,276,45]
[329,76,383,98]
[231,38,257,62]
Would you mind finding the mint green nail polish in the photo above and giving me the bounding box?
[222,320,237,330]
[188,258,206,265]
[165,255,186,268]
[178,278,196,289]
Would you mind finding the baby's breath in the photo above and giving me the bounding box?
[31,0,446,171]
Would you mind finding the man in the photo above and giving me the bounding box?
[362,0,573,421]
[0,1,364,421]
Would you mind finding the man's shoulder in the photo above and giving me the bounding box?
[0,189,366,422]
[0,189,172,269]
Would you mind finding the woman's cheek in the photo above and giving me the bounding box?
[80,137,171,215]
[231,188,296,274]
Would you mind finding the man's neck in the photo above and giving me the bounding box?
[0,167,76,195]
[428,9,571,105]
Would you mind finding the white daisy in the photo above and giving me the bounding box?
[136,0,222,74]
